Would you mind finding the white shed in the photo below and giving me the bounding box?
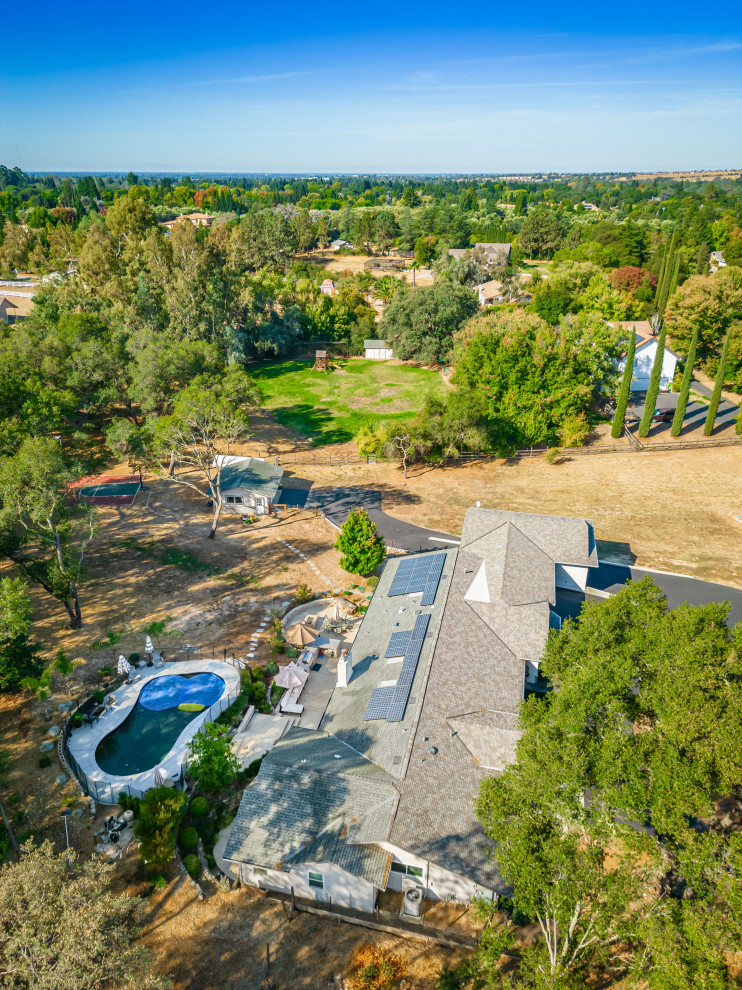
[214,456,284,515]
[364,339,393,360]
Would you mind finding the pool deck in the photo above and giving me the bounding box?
[67,659,241,803]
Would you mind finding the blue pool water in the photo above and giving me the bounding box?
[95,672,225,776]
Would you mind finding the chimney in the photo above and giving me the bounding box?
[336,649,353,688]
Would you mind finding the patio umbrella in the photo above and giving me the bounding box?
[285,622,317,648]
[333,603,340,621]
[117,655,131,676]
[153,766,171,787]
[145,635,154,655]
[274,663,309,690]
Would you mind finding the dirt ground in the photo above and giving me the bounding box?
[289,445,742,589]
[117,849,468,990]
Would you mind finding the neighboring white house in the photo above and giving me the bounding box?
[213,456,284,514]
[614,323,679,392]
[448,242,511,264]
[330,239,354,251]
[364,339,393,360]
[224,508,598,912]
[710,251,727,272]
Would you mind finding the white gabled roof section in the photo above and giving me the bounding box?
[465,560,491,603]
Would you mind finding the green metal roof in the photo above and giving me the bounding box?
[219,457,284,500]
[364,340,389,349]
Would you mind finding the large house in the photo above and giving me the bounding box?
[161,213,215,233]
[614,322,679,392]
[224,508,597,909]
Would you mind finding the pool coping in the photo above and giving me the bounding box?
[66,659,241,803]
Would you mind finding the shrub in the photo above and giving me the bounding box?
[179,827,198,850]
[346,943,406,990]
[736,409,742,436]
[128,653,140,662]
[367,575,379,588]
[150,874,168,891]
[251,666,265,682]
[38,756,52,768]
[557,412,590,448]
[97,666,112,680]
[118,793,141,816]
[189,796,210,817]
[197,817,215,843]
[72,713,83,728]
[270,638,286,655]
[91,688,106,704]
[265,660,278,675]
[271,682,285,703]
[206,852,217,870]
[251,682,270,713]
[544,447,561,465]
[216,811,235,831]
[294,584,314,605]
[182,853,201,879]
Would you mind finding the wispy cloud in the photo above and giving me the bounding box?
[175,70,317,88]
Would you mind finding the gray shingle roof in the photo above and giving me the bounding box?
[320,550,456,777]
[289,820,392,888]
[223,728,397,874]
[219,457,284,500]
[460,508,597,568]
[364,340,388,348]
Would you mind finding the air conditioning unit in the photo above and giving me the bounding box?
[402,887,423,918]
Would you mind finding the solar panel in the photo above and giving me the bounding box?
[385,631,412,657]
[363,685,395,721]
[421,554,445,605]
[387,554,445,604]
[386,614,430,722]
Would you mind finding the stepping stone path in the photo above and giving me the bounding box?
[278,538,335,596]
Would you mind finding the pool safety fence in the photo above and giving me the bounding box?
[61,682,239,805]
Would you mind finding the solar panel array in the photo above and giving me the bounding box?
[385,631,412,657]
[363,613,431,722]
[387,554,445,606]
[364,685,396,721]
[386,613,430,722]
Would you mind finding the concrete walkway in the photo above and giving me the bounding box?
[213,827,240,881]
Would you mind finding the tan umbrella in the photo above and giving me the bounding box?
[275,663,309,690]
[286,622,317,648]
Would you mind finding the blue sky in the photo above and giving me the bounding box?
[2,0,741,173]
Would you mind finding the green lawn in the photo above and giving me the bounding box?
[252,359,446,445]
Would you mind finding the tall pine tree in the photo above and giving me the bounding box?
[638,323,668,438]
[611,332,636,438]
[703,332,731,436]
[334,508,386,575]
[671,327,698,437]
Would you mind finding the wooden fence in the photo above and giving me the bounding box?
[273,432,742,468]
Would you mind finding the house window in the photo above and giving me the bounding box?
[308,871,324,889]
[391,861,424,878]
[226,496,244,505]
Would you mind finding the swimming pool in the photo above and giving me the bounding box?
[95,672,225,776]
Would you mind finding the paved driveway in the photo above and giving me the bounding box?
[307,486,459,552]
[627,382,739,438]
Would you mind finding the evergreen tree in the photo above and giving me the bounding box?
[671,327,698,437]
[638,323,667,437]
[611,332,636,438]
[703,332,731,436]
[134,786,187,869]
[334,507,386,575]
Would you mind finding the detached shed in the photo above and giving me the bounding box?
[364,339,393,360]
[217,457,284,515]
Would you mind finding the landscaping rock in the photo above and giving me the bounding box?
[71,807,85,818]
[55,774,68,786]
[39,741,56,753]
[47,725,61,738]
